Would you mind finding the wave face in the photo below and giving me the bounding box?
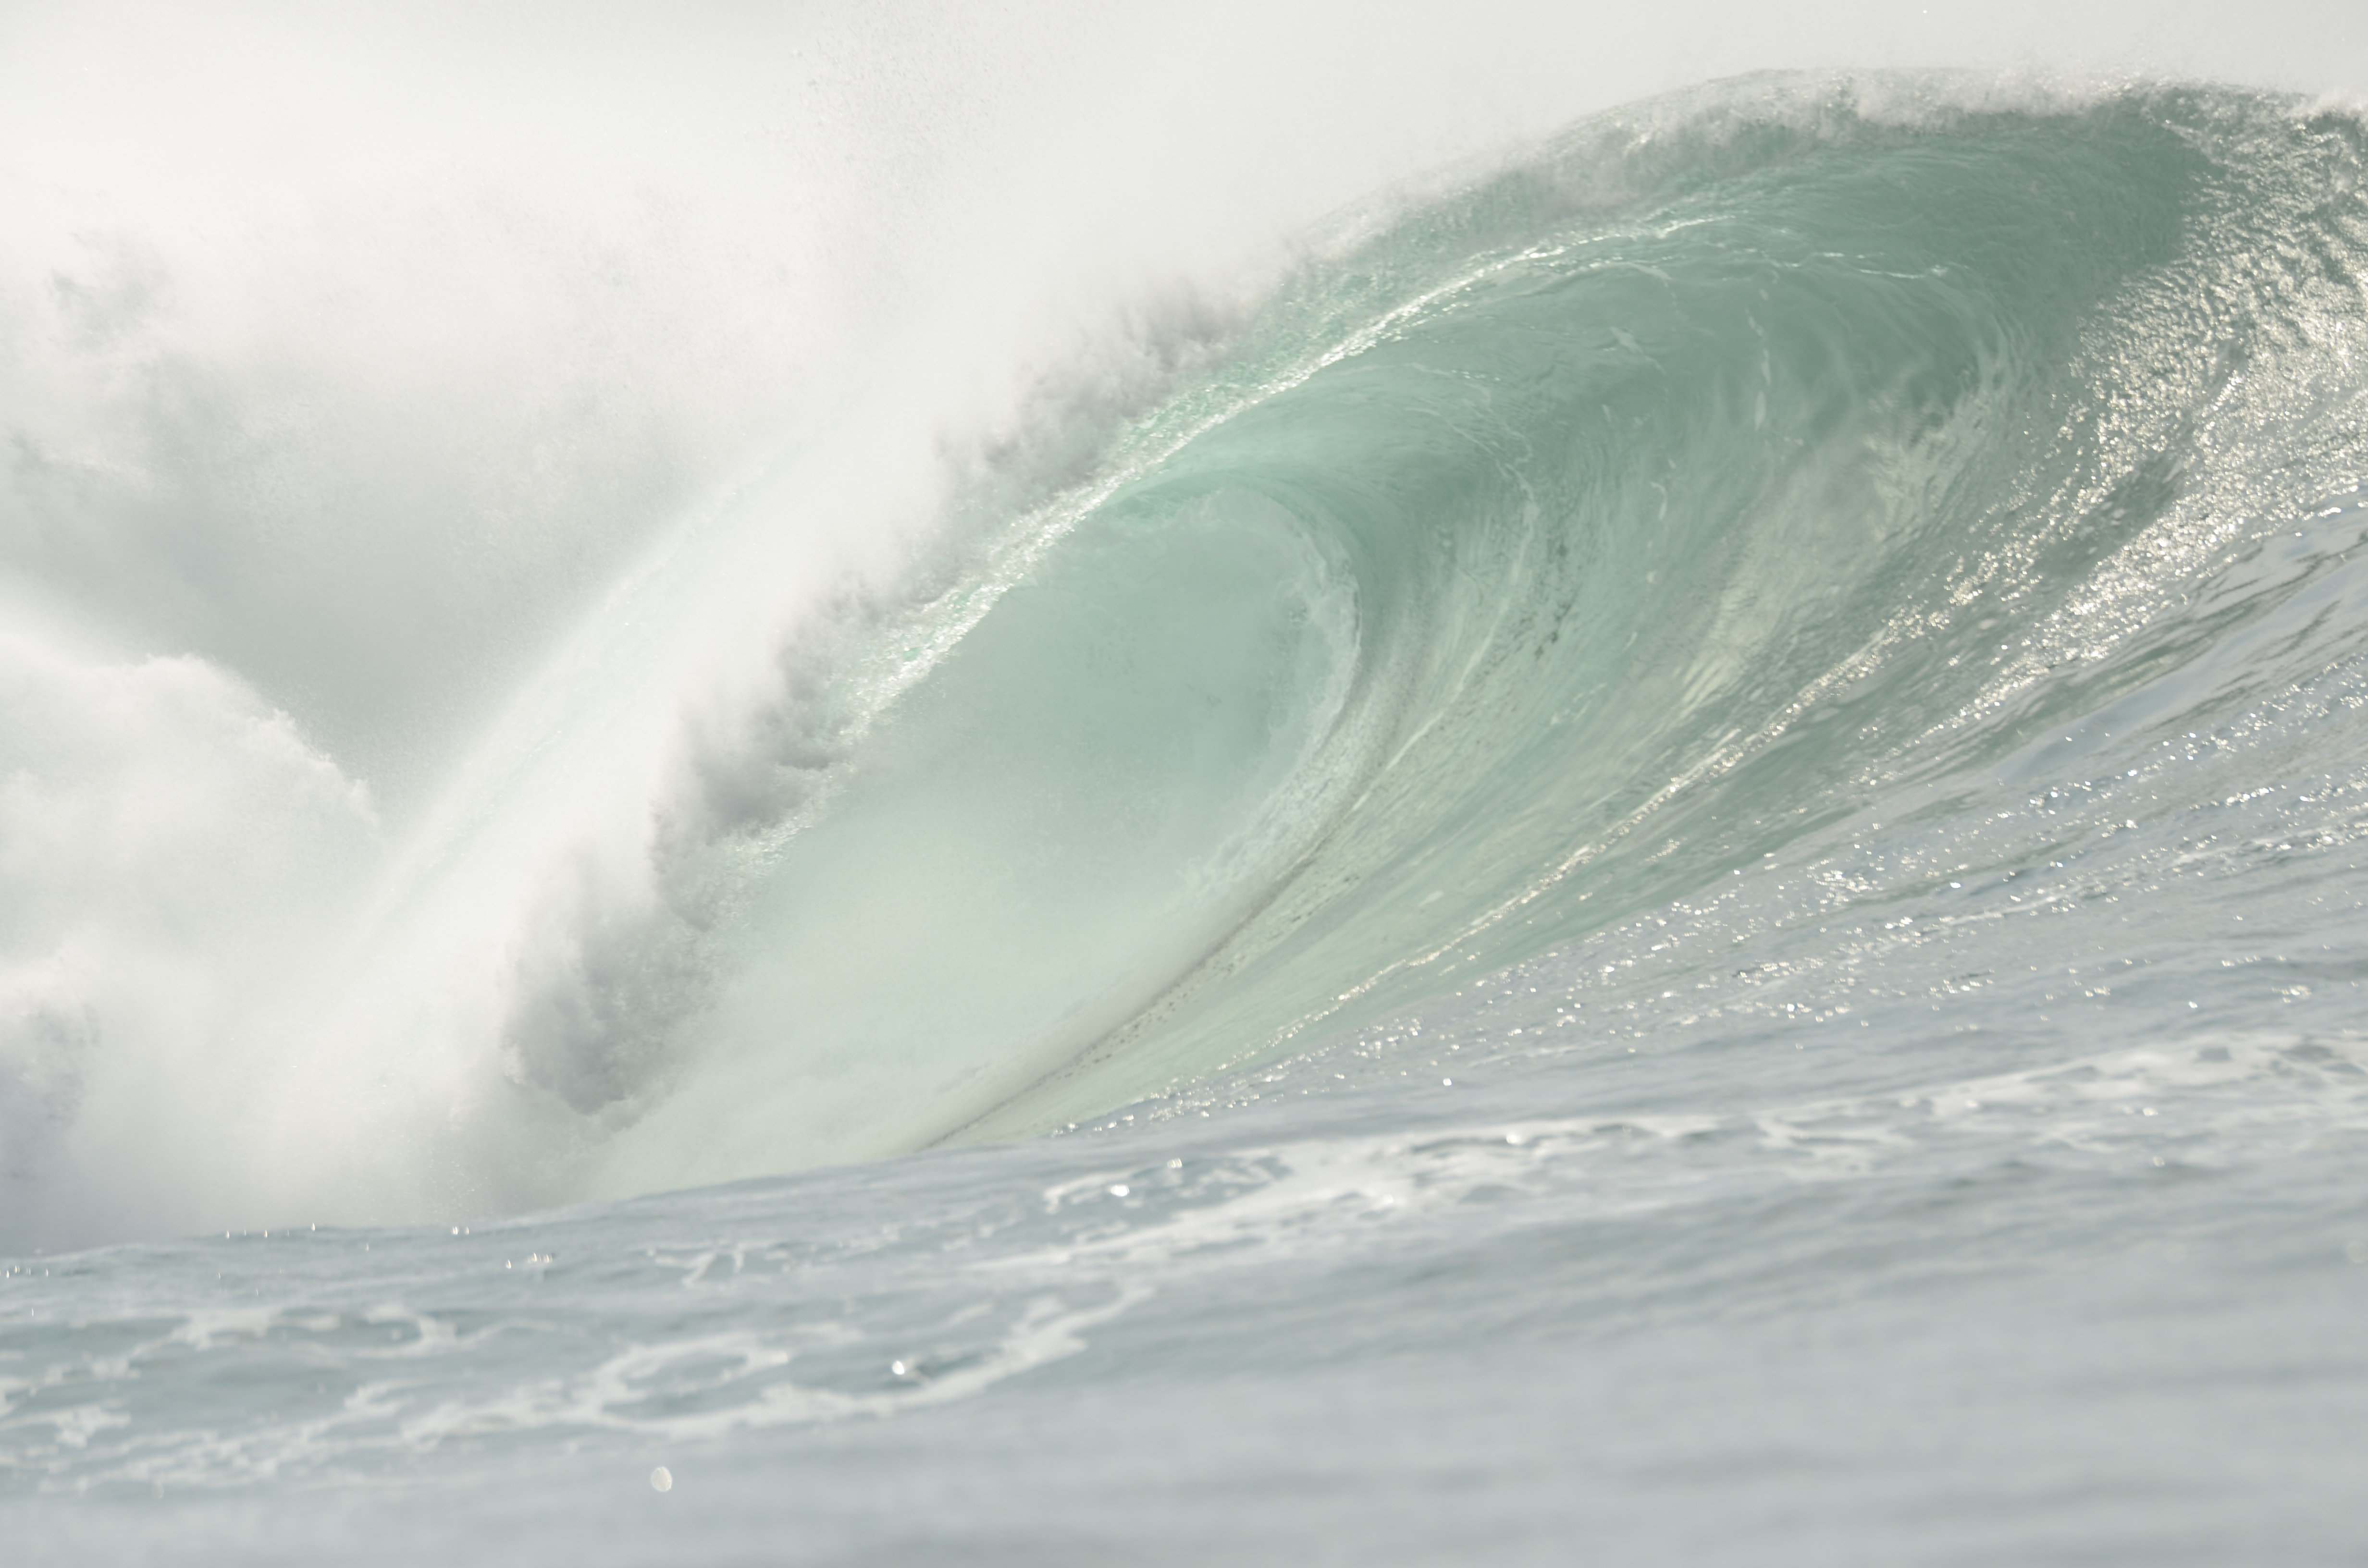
[7,76,2368,1244]
[571,80,2368,1193]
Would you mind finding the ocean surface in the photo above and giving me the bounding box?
[8,73,2368,1562]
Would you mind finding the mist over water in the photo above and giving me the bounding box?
[8,6,2368,1562]
[0,3,1313,1244]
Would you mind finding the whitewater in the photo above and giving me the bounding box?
[8,23,2368,1565]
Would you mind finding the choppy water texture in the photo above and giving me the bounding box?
[10,74,2368,1563]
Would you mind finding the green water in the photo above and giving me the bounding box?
[565,80,2368,1195]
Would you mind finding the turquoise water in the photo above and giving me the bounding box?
[9,74,2368,1561]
